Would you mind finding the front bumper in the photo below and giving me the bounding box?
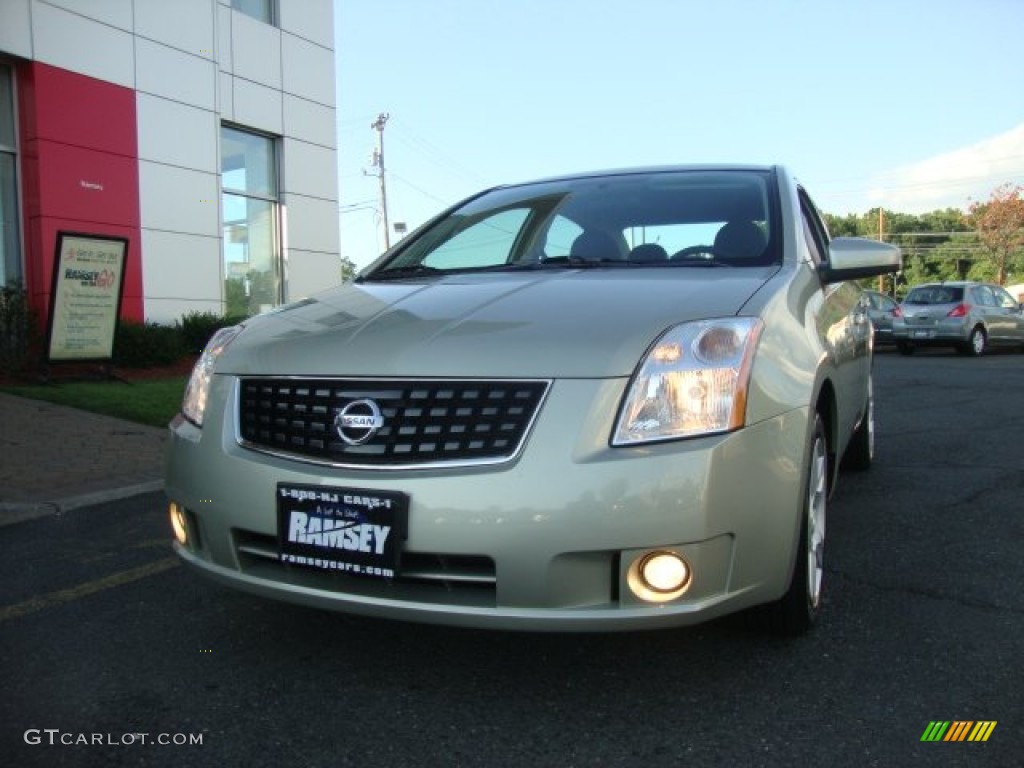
[166,376,809,631]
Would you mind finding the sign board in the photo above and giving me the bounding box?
[46,232,128,362]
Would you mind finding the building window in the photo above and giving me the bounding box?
[231,0,276,25]
[0,64,21,286]
[221,125,280,317]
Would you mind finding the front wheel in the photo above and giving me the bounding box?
[765,414,828,635]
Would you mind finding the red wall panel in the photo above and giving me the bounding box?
[19,62,137,157]
[18,62,143,325]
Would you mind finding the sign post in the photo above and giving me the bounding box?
[46,232,128,370]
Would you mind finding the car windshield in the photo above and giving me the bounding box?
[905,286,964,304]
[364,169,779,279]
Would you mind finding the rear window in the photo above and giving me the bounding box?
[905,286,963,304]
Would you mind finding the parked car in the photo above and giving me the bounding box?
[862,289,901,345]
[893,281,1024,356]
[166,165,899,635]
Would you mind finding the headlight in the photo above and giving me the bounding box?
[612,317,762,445]
[181,324,245,426]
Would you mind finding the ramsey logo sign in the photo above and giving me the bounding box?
[287,511,391,555]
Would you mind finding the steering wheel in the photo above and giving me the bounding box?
[671,245,717,261]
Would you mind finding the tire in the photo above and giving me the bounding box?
[765,413,828,635]
[841,377,873,472]
[897,342,914,356]
[958,326,986,357]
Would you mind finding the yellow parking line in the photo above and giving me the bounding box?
[0,556,180,624]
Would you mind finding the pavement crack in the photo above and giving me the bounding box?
[827,568,1023,617]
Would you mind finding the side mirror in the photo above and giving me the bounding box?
[819,237,902,284]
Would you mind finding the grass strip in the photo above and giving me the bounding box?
[1,377,187,428]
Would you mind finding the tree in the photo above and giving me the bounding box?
[340,256,357,283]
[965,183,1024,285]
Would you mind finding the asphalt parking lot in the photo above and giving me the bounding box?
[1,348,1021,768]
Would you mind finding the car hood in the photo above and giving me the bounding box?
[218,268,778,378]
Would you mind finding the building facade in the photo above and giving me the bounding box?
[0,0,340,328]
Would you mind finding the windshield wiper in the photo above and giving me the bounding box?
[541,257,634,269]
[360,265,443,282]
[666,259,734,268]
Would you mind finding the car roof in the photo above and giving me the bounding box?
[496,164,779,189]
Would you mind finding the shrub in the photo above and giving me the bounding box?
[0,280,37,375]
[177,310,245,355]
[113,320,187,368]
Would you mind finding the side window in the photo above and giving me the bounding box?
[423,208,530,269]
[222,125,281,316]
[541,215,584,259]
[232,0,276,25]
[0,63,20,286]
[798,189,829,266]
[991,286,1018,309]
[972,286,996,307]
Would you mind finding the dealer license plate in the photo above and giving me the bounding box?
[277,483,408,579]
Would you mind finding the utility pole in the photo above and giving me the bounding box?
[370,113,391,250]
[877,207,885,292]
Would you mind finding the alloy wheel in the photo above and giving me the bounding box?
[806,431,828,608]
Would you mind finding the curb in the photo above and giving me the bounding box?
[0,480,165,528]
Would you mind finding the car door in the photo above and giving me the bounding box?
[798,188,867,446]
[991,285,1024,342]
[969,286,1002,341]
[869,292,897,338]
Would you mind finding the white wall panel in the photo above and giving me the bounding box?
[0,0,33,58]
[283,193,339,254]
[137,95,217,172]
[139,162,220,236]
[146,296,223,323]
[216,3,232,73]
[283,94,335,147]
[282,139,337,200]
[231,10,281,89]
[136,39,216,110]
[281,34,333,106]
[141,230,222,307]
[278,0,333,50]
[46,0,132,31]
[233,78,282,135]
[218,72,234,120]
[134,0,215,57]
[287,248,340,301]
[32,2,134,87]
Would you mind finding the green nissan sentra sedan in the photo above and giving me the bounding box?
[166,165,900,634]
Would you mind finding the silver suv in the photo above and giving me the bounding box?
[893,282,1024,356]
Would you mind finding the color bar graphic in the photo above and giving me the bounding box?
[921,721,949,742]
[921,721,996,742]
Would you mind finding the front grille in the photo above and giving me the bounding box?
[233,529,497,605]
[237,377,549,468]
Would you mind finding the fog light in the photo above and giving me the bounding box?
[170,503,188,545]
[627,550,691,603]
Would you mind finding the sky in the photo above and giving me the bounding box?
[334,0,1024,268]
